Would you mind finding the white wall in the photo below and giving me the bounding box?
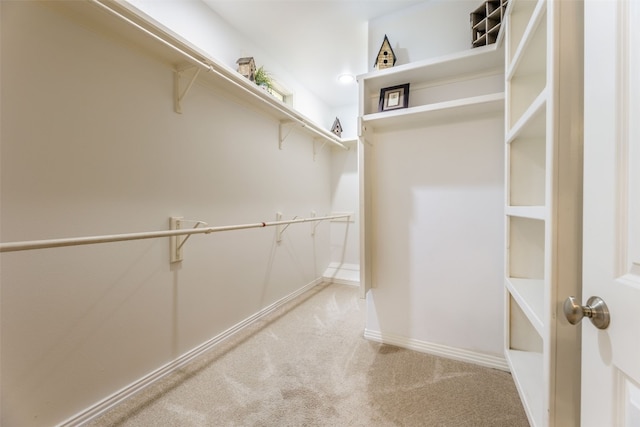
[328,142,360,266]
[126,0,362,278]
[328,104,360,279]
[0,2,335,425]
[365,117,505,357]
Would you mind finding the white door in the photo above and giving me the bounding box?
[581,0,640,426]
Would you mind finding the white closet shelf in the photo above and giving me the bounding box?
[506,349,544,427]
[361,93,505,132]
[50,0,348,150]
[358,44,504,95]
[357,44,505,133]
[505,206,546,220]
[506,88,547,143]
[507,0,548,79]
[506,277,544,334]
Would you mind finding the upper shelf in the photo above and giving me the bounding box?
[358,44,505,97]
[48,0,349,150]
[358,44,505,131]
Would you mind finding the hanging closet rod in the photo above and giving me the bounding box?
[88,0,347,150]
[0,214,350,253]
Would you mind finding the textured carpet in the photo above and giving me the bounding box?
[88,283,528,426]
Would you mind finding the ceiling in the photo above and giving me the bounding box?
[201,0,427,109]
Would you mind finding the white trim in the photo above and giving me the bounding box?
[58,278,325,427]
[364,329,510,372]
[322,262,360,286]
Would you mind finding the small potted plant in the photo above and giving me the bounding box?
[254,66,272,91]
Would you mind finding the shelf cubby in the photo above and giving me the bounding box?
[506,278,544,333]
[508,294,543,352]
[506,349,544,427]
[507,10,547,127]
[508,134,546,206]
[507,291,544,427]
[507,89,546,143]
[508,216,545,280]
[507,0,542,63]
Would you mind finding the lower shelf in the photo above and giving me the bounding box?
[505,206,546,220]
[361,92,504,132]
[506,277,544,334]
[506,349,544,427]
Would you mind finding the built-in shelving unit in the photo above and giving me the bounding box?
[503,0,583,425]
[357,44,504,134]
[357,43,505,299]
[471,0,509,48]
[48,0,349,150]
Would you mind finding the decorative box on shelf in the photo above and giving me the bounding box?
[471,0,508,48]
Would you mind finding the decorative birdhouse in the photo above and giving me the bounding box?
[331,117,343,138]
[236,57,256,82]
[374,35,396,70]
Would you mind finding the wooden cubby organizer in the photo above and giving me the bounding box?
[471,0,509,48]
[503,0,583,426]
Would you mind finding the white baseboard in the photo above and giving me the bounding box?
[322,262,360,286]
[364,329,509,372]
[59,277,325,427]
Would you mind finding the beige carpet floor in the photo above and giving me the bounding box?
[88,282,529,426]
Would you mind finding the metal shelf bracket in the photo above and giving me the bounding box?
[313,138,329,161]
[174,65,201,114]
[169,216,208,262]
[279,120,295,149]
[275,212,284,243]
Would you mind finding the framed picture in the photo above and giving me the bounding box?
[378,83,410,112]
